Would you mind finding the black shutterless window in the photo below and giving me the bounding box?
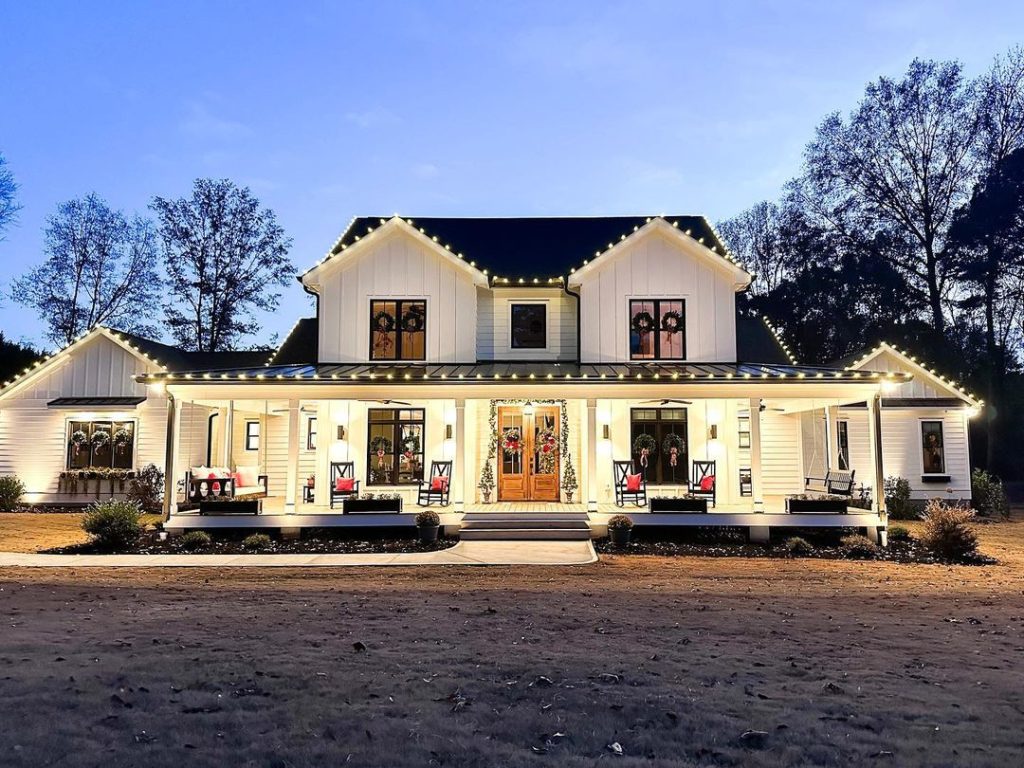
[370,299,426,360]
[510,303,547,349]
[629,299,686,360]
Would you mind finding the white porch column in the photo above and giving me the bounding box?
[162,393,180,519]
[315,402,331,508]
[748,397,764,512]
[221,400,234,467]
[867,393,885,516]
[586,399,598,511]
[825,405,840,471]
[284,398,300,513]
[453,399,466,512]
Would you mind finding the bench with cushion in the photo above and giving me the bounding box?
[186,465,268,503]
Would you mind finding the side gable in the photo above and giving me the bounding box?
[843,343,981,407]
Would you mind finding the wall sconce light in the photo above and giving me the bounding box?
[601,424,610,440]
[336,425,346,441]
[523,401,535,416]
[708,424,718,440]
[445,424,453,440]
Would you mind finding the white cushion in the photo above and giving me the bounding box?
[191,466,211,478]
[235,485,265,496]
[236,465,260,487]
[211,466,231,477]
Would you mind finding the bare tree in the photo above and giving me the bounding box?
[799,59,982,333]
[0,152,19,241]
[717,201,791,295]
[151,179,294,352]
[11,194,161,346]
[978,46,1024,171]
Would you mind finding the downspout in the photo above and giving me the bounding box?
[563,278,582,363]
[162,390,176,522]
[299,276,321,361]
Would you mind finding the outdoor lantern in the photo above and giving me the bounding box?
[708,424,719,440]
[602,424,610,440]
[445,424,453,440]
[336,425,346,441]
[523,401,535,416]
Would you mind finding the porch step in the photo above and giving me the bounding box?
[458,512,592,541]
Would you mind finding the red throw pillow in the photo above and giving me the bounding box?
[207,472,218,480]
[625,473,642,492]
[335,477,355,492]
[699,475,715,492]
[231,472,243,486]
[430,476,449,492]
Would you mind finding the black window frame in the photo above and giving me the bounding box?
[245,420,260,452]
[369,298,427,361]
[66,419,136,470]
[921,420,946,475]
[836,420,850,471]
[738,415,751,449]
[629,407,688,486]
[510,302,548,349]
[306,416,317,451]
[628,298,687,361]
[366,408,426,486]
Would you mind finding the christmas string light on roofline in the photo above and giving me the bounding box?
[760,316,799,365]
[844,342,983,405]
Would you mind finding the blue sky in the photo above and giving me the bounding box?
[1,0,1021,349]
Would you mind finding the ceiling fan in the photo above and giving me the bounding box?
[639,398,692,406]
[358,399,413,406]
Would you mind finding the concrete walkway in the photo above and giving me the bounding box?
[0,540,598,568]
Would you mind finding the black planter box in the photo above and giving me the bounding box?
[343,498,404,514]
[786,498,848,514]
[650,497,708,513]
[199,499,260,515]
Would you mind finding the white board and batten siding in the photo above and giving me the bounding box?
[0,333,167,501]
[316,228,478,363]
[477,288,577,361]
[574,228,738,363]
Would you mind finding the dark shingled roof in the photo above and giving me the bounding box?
[735,314,792,365]
[322,215,727,280]
[112,330,273,372]
[269,318,319,365]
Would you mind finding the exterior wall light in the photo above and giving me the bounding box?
[336,425,346,441]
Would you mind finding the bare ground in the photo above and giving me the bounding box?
[0,516,1022,767]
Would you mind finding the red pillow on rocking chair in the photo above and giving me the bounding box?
[625,473,642,492]
[430,476,449,492]
[699,475,716,492]
[335,477,355,492]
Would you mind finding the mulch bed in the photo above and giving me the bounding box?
[45,529,458,556]
[596,529,996,565]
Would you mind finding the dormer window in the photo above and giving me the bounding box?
[629,299,686,360]
[370,299,426,360]
[510,303,547,349]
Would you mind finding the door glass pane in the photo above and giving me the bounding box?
[500,413,523,475]
[534,412,557,475]
[368,423,395,484]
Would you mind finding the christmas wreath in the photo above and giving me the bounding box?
[372,310,396,333]
[399,308,425,333]
[536,427,559,474]
[113,427,132,451]
[501,428,523,456]
[660,310,683,335]
[370,435,393,471]
[631,311,656,336]
[662,433,685,468]
[70,430,88,456]
[400,433,421,457]
[90,429,111,448]
[632,433,657,468]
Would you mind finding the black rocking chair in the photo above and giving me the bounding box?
[613,460,647,507]
[689,460,717,508]
[417,460,452,506]
[329,461,361,509]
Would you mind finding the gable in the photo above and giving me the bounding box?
[845,345,980,405]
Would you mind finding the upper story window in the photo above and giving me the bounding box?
[67,420,135,470]
[629,299,686,360]
[510,303,547,349]
[370,299,426,360]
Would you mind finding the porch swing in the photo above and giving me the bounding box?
[802,411,855,498]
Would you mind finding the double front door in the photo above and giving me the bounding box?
[496,405,560,501]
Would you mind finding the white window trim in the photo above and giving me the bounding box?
[507,300,549,352]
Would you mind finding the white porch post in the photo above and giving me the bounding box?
[315,402,331,508]
[221,400,234,467]
[825,404,840,471]
[748,397,764,512]
[162,393,180,519]
[453,399,466,512]
[586,399,598,511]
[284,398,300,513]
[867,392,885,516]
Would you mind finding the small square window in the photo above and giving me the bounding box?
[245,421,260,452]
[510,304,547,349]
[306,417,317,451]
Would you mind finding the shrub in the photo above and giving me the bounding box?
[784,536,813,556]
[887,525,912,543]
[179,530,212,551]
[884,476,914,519]
[81,500,143,551]
[919,500,978,561]
[840,534,879,559]
[607,514,634,532]
[127,463,164,513]
[971,469,1009,519]
[242,533,273,551]
[0,475,26,511]
[415,509,440,527]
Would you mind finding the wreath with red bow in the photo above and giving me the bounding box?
[501,428,523,456]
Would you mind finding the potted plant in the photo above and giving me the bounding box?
[786,494,848,514]
[343,492,404,514]
[561,459,578,503]
[415,508,441,543]
[607,514,634,546]
[650,494,708,513]
[478,460,495,503]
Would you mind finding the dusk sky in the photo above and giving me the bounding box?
[2,0,1022,349]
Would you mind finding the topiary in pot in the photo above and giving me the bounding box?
[415,509,441,543]
[607,514,634,546]
[0,475,26,512]
[82,500,143,552]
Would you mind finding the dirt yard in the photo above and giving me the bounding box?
[0,516,1022,767]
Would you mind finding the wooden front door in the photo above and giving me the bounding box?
[496,406,560,502]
